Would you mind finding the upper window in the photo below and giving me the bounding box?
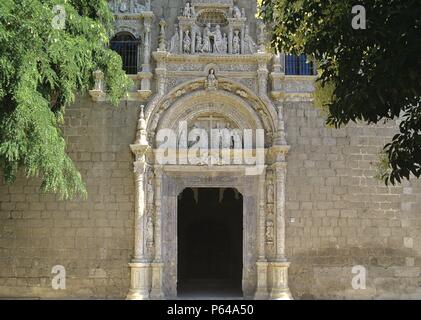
[110,33,139,75]
[285,54,315,76]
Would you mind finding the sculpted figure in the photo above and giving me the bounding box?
[205,69,218,91]
[201,23,212,53]
[222,33,228,54]
[183,30,191,54]
[233,30,240,54]
[195,31,202,53]
[213,25,224,54]
[267,181,274,204]
[244,25,257,54]
[147,175,154,205]
[146,216,154,246]
[183,2,191,18]
[233,6,241,18]
[169,25,180,54]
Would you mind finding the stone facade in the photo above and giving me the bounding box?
[0,0,421,299]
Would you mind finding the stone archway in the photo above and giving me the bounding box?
[127,82,292,299]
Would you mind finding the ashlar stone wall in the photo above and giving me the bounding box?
[284,101,421,299]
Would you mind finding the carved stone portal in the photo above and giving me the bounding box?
[121,0,305,301]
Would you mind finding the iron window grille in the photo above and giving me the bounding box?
[110,33,140,75]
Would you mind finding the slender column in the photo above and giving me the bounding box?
[274,164,286,260]
[179,27,183,55]
[255,169,269,299]
[257,56,269,97]
[240,26,245,54]
[127,159,150,300]
[228,26,233,54]
[150,167,164,299]
[143,19,152,71]
[270,162,292,299]
[134,162,147,260]
[127,108,151,300]
[191,28,196,54]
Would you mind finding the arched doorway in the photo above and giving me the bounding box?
[177,188,243,298]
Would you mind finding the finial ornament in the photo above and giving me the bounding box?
[136,105,148,145]
[158,19,167,51]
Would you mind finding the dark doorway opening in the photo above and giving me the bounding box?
[177,188,243,298]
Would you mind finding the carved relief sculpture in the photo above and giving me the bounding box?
[146,215,154,247]
[205,69,218,91]
[222,33,228,53]
[183,2,194,18]
[123,0,293,300]
[244,25,256,54]
[267,180,274,204]
[165,3,258,56]
[266,220,274,244]
[183,30,192,54]
[213,25,225,54]
[169,25,180,54]
[233,30,240,54]
[233,5,241,18]
[147,174,154,205]
[201,23,212,53]
[195,31,203,52]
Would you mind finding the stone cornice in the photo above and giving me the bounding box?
[152,51,272,64]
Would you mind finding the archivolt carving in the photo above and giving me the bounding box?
[145,78,278,141]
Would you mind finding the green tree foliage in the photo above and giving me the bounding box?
[260,0,421,184]
[0,0,131,199]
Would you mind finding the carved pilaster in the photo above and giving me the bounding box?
[143,17,152,71]
[257,170,266,260]
[255,169,269,299]
[274,163,287,260]
[153,51,168,97]
[257,57,269,97]
[150,167,165,299]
